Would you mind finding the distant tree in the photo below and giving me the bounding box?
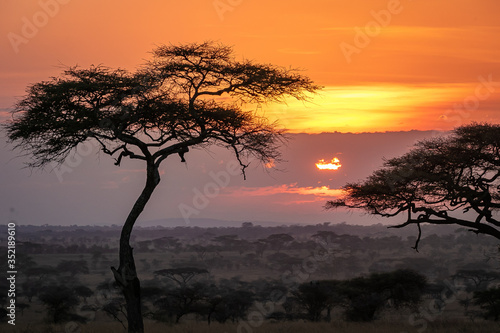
[96,280,117,301]
[38,285,87,324]
[212,289,254,323]
[190,244,209,260]
[102,298,127,329]
[327,123,500,250]
[253,240,268,258]
[74,285,94,302]
[394,257,437,276]
[154,267,208,288]
[293,280,340,321]
[153,281,208,323]
[212,234,249,254]
[264,233,295,253]
[5,41,319,333]
[266,252,301,271]
[200,284,224,325]
[338,269,427,322]
[454,269,500,292]
[152,237,181,252]
[311,231,339,246]
[137,284,160,299]
[472,287,500,321]
[252,278,288,305]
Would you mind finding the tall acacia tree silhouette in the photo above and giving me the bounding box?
[5,41,320,332]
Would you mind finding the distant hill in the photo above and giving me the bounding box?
[136,217,282,228]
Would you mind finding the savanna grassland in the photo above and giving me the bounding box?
[1,222,500,332]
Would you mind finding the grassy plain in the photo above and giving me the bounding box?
[4,224,500,333]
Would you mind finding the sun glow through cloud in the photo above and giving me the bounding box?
[262,84,491,133]
[225,183,344,198]
[316,157,342,170]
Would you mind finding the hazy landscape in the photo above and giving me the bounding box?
[2,222,500,332]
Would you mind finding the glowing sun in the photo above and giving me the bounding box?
[316,157,342,170]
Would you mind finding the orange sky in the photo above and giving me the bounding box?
[1,0,500,133]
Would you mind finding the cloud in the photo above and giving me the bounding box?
[0,108,13,120]
[224,183,343,198]
[262,83,485,133]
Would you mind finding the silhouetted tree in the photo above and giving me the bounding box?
[454,269,500,292]
[253,240,268,258]
[5,41,319,333]
[200,284,224,325]
[212,234,248,253]
[472,287,500,320]
[153,267,210,323]
[338,269,427,322]
[264,233,294,253]
[102,298,127,329]
[154,267,208,288]
[38,285,87,324]
[293,280,340,321]
[212,289,254,323]
[74,285,94,302]
[327,123,500,250]
[154,282,206,323]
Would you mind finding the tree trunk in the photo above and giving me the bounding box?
[112,161,160,333]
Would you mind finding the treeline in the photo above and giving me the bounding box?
[0,260,428,325]
[2,222,497,255]
[2,223,500,327]
[3,261,500,326]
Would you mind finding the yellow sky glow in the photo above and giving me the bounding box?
[261,83,486,133]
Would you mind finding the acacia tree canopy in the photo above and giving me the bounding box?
[327,123,500,250]
[5,41,320,333]
[6,42,319,173]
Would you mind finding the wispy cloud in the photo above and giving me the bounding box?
[224,183,343,198]
[0,107,13,117]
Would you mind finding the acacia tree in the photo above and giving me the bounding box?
[5,41,319,332]
[327,123,500,250]
[154,267,209,288]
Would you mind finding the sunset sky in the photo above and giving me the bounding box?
[1,0,499,226]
